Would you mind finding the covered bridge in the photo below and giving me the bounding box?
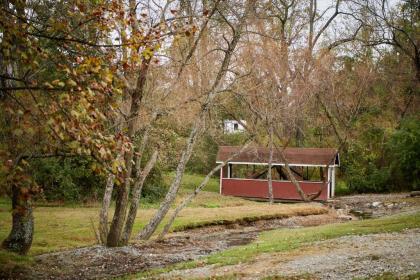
[216,146,340,201]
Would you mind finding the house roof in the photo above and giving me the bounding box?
[216,146,339,166]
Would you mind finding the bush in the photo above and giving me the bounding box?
[31,157,104,202]
[343,130,391,193]
[387,118,420,190]
[347,162,391,193]
[186,134,218,174]
[335,180,352,196]
[30,155,168,203]
[220,132,249,146]
[141,163,168,203]
[344,118,419,193]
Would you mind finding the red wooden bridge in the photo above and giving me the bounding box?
[216,146,340,201]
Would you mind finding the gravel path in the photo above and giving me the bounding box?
[279,228,420,279]
[163,228,420,279]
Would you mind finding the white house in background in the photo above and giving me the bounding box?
[223,120,246,134]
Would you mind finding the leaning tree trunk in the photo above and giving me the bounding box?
[136,121,203,240]
[277,149,310,201]
[275,144,321,202]
[158,139,254,239]
[136,0,254,241]
[2,185,34,255]
[121,150,158,245]
[272,129,310,202]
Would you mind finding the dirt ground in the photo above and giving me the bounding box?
[7,212,339,280]
[3,193,419,280]
[164,224,420,280]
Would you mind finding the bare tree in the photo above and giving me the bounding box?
[221,0,352,201]
[100,0,220,247]
[349,0,419,81]
[137,0,256,240]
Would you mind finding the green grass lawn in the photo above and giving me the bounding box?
[0,173,326,258]
[165,172,221,194]
[2,169,419,279]
[0,198,325,256]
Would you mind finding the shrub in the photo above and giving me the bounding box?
[186,134,218,174]
[344,135,392,193]
[347,162,391,193]
[31,157,104,202]
[344,118,419,193]
[141,163,168,203]
[335,180,352,196]
[30,155,168,203]
[387,118,420,190]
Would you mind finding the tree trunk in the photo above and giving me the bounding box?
[316,93,345,148]
[136,121,203,240]
[136,0,254,241]
[99,174,114,244]
[1,0,33,256]
[157,160,220,239]
[267,123,274,203]
[121,150,158,245]
[271,129,310,202]
[105,0,152,245]
[2,185,34,255]
[106,57,151,247]
[295,118,305,147]
[280,152,310,201]
[106,149,135,246]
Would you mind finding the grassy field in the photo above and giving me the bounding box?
[167,172,221,194]
[134,211,420,279]
[2,171,419,278]
[0,173,325,257]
